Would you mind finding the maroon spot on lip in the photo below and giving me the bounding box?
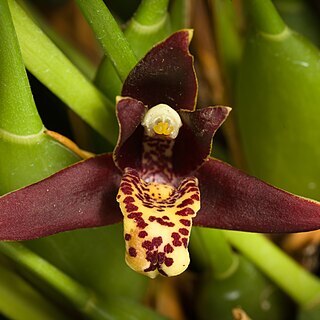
[159,269,168,276]
[123,196,135,204]
[176,208,194,216]
[120,187,133,195]
[128,212,142,219]
[128,247,137,257]
[142,240,153,251]
[180,219,191,226]
[125,233,131,241]
[126,203,139,212]
[182,238,188,248]
[165,257,174,267]
[177,198,194,208]
[138,231,148,238]
[146,251,158,264]
[136,218,148,229]
[144,264,157,272]
[179,228,189,236]
[171,232,182,247]
[152,236,163,248]
[164,244,174,253]
[158,252,165,264]
[191,194,200,201]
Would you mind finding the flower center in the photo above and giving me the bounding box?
[142,104,182,139]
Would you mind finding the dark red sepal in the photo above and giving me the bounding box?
[0,154,122,241]
[114,97,147,171]
[122,30,197,111]
[174,106,230,176]
[194,158,320,232]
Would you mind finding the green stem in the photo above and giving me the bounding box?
[0,261,67,320]
[133,0,169,25]
[243,0,286,34]
[75,0,137,81]
[224,231,320,309]
[8,0,118,144]
[0,242,94,313]
[170,0,191,31]
[191,227,236,279]
[0,0,43,135]
[0,242,166,320]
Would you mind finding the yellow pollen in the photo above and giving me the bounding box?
[153,121,173,136]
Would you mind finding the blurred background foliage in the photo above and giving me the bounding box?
[0,0,320,319]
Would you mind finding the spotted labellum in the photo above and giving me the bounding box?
[1,30,320,278]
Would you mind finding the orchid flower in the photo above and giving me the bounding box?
[1,30,320,279]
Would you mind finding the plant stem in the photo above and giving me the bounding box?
[0,261,67,320]
[192,227,236,279]
[0,0,43,135]
[133,0,169,26]
[8,0,118,144]
[243,0,286,34]
[126,0,171,58]
[0,242,94,313]
[0,242,166,320]
[170,0,191,31]
[224,231,320,309]
[75,0,137,81]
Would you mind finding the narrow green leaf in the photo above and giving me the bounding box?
[209,0,242,91]
[0,263,68,320]
[224,231,320,308]
[8,0,118,144]
[26,225,149,301]
[0,242,166,320]
[75,0,137,82]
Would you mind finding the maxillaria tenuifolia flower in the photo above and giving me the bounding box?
[0,30,319,278]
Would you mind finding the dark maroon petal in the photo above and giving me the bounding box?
[173,106,230,176]
[194,158,320,232]
[0,154,122,240]
[122,30,197,111]
[113,97,147,171]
